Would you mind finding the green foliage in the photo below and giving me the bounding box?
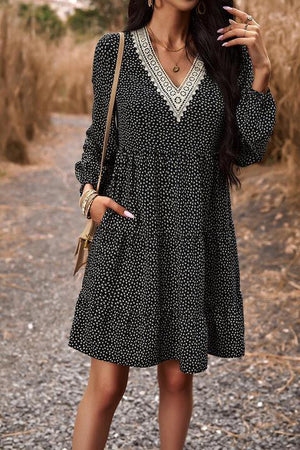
[89,0,128,30]
[67,0,128,38]
[17,2,66,40]
[12,0,128,41]
[67,8,104,37]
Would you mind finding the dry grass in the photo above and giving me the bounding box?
[50,36,94,115]
[237,0,300,195]
[0,4,57,163]
[1,1,299,196]
[0,4,96,164]
[231,161,300,399]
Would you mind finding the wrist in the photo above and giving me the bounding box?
[80,188,98,218]
[87,194,99,219]
[252,59,271,93]
[83,183,94,195]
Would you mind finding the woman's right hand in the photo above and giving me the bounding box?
[89,195,135,226]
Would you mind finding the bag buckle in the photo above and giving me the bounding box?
[84,234,92,248]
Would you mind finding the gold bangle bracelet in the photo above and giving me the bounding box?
[80,189,97,214]
[79,188,97,209]
[84,193,98,218]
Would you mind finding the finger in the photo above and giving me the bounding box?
[222,5,250,22]
[221,37,256,47]
[217,21,260,34]
[229,19,260,30]
[228,18,260,28]
[218,29,258,42]
[223,6,259,25]
[105,197,135,218]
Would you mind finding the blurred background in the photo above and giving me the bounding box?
[0,0,299,449]
[0,0,299,179]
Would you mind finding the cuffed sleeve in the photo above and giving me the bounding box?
[75,32,120,196]
[235,45,276,167]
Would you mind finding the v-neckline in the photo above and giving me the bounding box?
[143,25,198,90]
[130,26,206,123]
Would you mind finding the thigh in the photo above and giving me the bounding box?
[157,360,193,392]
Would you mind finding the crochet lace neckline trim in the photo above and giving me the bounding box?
[130,26,206,123]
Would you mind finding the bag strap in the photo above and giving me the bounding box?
[96,31,125,194]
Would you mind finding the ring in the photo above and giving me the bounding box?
[246,14,253,22]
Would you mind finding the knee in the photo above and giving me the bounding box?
[158,370,193,394]
[160,376,192,394]
[87,381,126,412]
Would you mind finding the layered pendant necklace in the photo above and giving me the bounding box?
[146,25,192,73]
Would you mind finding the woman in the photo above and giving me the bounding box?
[68,1,276,448]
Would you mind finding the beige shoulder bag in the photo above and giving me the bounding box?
[73,31,125,276]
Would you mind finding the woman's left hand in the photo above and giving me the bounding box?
[217,6,271,92]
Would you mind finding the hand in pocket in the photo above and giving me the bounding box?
[89,196,135,226]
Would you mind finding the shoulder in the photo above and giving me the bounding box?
[92,32,122,81]
[94,32,121,61]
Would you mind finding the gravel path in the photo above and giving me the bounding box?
[1,112,299,449]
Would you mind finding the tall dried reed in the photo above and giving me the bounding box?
[50,36,95,115]
[0,3,100,163]
[1,1,299,196]
[0,4,58,163]
[237,0,300,194]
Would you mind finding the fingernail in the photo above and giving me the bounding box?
[223,6,232,10]
[124,210,135,218]
[222,42,228,47]
[217,35,223,41]
[217,28,223,33]
[229,19,236,24]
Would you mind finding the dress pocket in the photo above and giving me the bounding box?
[92,207,113,239]
[113,146,138,213]
[92,147,139,240]
[98,207,111,227]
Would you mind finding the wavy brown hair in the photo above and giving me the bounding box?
[123,0,244,189]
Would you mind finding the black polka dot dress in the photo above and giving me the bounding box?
[68,27,277,374]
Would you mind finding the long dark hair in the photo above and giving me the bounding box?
[123,0,243,189]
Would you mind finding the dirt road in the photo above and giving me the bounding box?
[1,113,299,449]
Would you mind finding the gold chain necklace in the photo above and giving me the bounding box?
[146,25,191,73]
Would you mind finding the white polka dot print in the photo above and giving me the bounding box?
[68,28,277,374]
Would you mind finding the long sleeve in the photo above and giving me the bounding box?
[75,32,120,196]
[235,45,276,167]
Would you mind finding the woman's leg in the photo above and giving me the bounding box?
[157,359,193,450]
[72,357,130,450]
